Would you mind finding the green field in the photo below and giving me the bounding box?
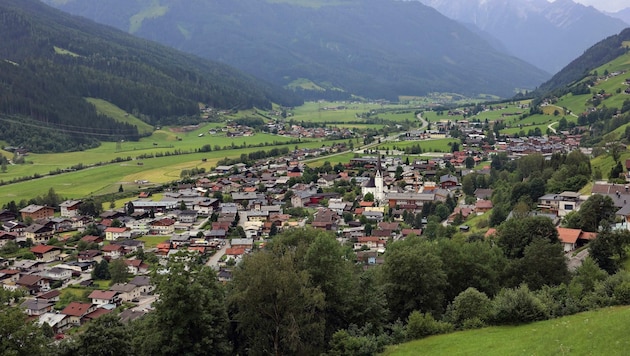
[0,138,338,205]
[138,235,170,249]
[376,138,459,153]
[384,306,630,356]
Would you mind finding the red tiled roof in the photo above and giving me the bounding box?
[105,227,127,233]
[102,244,124,252]
[557,228,581,244]
[30,245,57,254]
[61,302,93,317]
[225,247,246,256]
[485,228,497,238]
[88,290,117,300]
[84,308,112,320]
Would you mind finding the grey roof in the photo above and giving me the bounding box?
[129,276,151,287]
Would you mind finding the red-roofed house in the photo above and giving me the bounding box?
[225,247,247,263]
[485,228,497,238]
[557,227,581,252]
[30,245,60,262]
[61,302,97,327]
[88,290,120,306]
[102,244,125,259]
[105,227,128,241]
[124,259,149,275]
[150,218,176,235]
[475,200,493,214]
[556,227,598,252]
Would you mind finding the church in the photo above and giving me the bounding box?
[361,156,387,204]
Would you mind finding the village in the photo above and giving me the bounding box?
[0,118,627,337]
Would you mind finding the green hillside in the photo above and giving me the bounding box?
[384,306,630,356]
[0,0,301,152]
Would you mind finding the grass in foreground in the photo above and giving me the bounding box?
[383,305,630,356]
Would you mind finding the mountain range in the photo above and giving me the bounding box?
[0,0,300,152]
[40,0,549,100]
[417,0,628,74]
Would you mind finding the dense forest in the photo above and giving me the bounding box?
[0,0,302,152]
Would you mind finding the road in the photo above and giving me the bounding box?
[205,240,228,269]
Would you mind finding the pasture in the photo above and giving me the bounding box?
[377,138,459,153]
[383,306,630,356]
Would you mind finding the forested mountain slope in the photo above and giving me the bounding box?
[42,0,549,100]
[536,28,630,94]
[0,0,300,152]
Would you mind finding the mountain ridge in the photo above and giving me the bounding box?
[418,0,628,73]
[41,0,550,100]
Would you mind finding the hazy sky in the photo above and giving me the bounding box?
[549,0,628,13]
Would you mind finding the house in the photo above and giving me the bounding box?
[44,267,72,281]
[37,312,69,333]
[20,205,54,221]
[16,275,50,294]
[128,276,153,295]
[78,249,103,263]
[88,290,120,306]
[150,218,176,235]
[104,227,129,241]
[59,200,82,218]
[474,188,494,200]
[24,224,54,244]
[556,227,597,252]
[353,236,387,251]
[178,210,198,223]
[0,231,17,248]
[80,235,103,246]
[124,259,149,275]
[102,244,125,260]
[231,238,254,249]
[30,245,61,262]
[0,209,17,222]
[109,283,141,302]
[21,299,54,316]
[3,220,27,236]
[439,174,459,189]
[475,200,493,214]
[311,208,339,231]
[37,289,61,303]
[60,302,97,327]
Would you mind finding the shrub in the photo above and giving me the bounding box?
[406,311,453,340]
[491,285,548,325]
[450,287,492,329]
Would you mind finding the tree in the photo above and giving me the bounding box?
[516,239,570,290]
[229,250,326,355]
[496,216,558,259]
[118,184,124,193]
[383,238,447,318]
[0,305,50,356]
[92,260,110,280]
[575,194,616,232]
[66,313,132,356]
[464,156,475,169]
[132,252,231,355]
[109,259,129,285]
[363,192,374,202]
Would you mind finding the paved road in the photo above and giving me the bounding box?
[205,241,228,269]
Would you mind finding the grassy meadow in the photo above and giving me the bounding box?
[376,138,460,153]
[383,306,630,356]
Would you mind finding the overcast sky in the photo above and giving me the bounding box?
[549,0,628,13]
